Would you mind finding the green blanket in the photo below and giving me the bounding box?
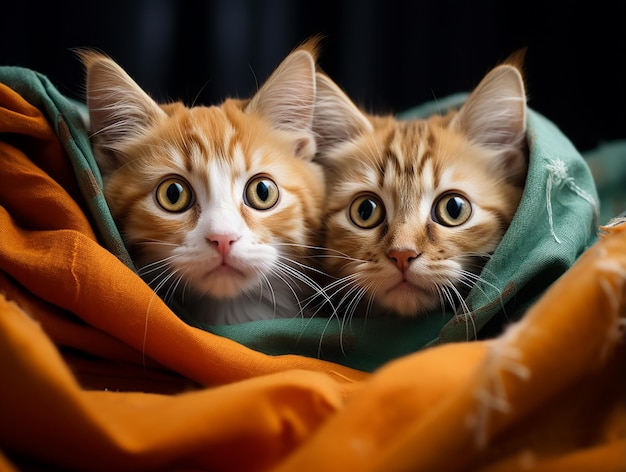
[1,68,603,372]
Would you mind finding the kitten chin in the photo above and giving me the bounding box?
[83,40,327,325]
[182,284,311,325]
[314,56,528,319]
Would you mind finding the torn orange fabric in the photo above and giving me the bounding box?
[275,222,626,471]
[1,74,625,471]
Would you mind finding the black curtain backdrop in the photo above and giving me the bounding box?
[3,0,625,152]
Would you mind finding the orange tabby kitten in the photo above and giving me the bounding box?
[314,60,528,318]
[82,45,326,325]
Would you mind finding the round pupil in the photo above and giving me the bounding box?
[256,181,270,201]
[166,182,183,204]
[358,199,376,221]
[446,197,463,219]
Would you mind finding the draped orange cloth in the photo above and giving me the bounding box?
[0,78,625,471]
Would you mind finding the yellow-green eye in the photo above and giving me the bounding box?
[245,176,279,210]
[155,177,193,212]
[433,193,472,227]
[349,194,386,229]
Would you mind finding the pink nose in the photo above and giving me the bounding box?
[208,234,239,258]
[387,249,419,272]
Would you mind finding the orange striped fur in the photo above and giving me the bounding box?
[314,61,528,318]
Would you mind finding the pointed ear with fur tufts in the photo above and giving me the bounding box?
[245,47,318,161]
[312,71,373,157]
[78,50,167,175]
[451,63,528,185]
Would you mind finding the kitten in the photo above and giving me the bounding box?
[313,59,528,319]
[82,44,326,325]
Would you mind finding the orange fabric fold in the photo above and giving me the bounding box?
[0,295,345,471]
[1,79,625,470]
[275,224,626,471]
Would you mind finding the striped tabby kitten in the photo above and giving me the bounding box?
[83,45,325,325]
[314,61,528,318]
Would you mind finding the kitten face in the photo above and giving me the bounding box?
[314,62,528,317]
[105,103,324,300]
[83,45,325,323]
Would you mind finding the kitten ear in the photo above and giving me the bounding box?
[451,63,528,184]
[245,48,317,160]
[78,50,167,172]
[313,71,373,156]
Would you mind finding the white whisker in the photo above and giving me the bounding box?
[256,271,277,318]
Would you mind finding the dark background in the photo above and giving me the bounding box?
[3,0,625,152]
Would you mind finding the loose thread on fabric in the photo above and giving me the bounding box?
[545,159,598,244]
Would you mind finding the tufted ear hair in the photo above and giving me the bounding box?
[245,44,318,160]
[451,62,528,185]
[312,71,373,157]
[78,49,167,175]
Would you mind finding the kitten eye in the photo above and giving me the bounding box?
[433,193,472,227]
[155,177,193,213]
[245,175,279,210]
[349,194,386,229]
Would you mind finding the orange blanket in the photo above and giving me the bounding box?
[0,75,625,471]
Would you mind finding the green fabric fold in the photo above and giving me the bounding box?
[0,66,134,269]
